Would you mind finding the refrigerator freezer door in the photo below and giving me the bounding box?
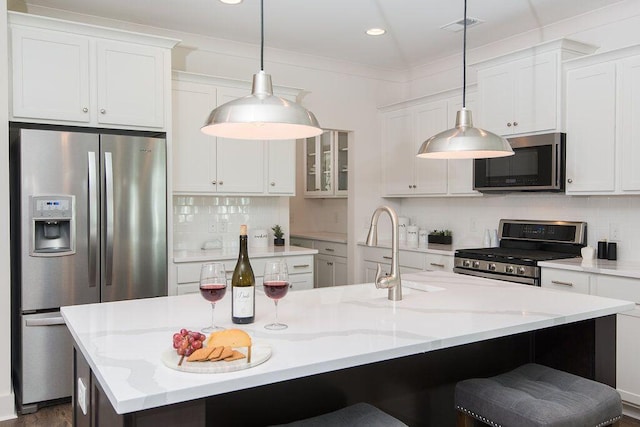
[100,134,167,301]
[17,129,101,311]
[20,312,73,407]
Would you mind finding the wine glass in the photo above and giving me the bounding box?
[199,262,228,333]
[263,259,290,330]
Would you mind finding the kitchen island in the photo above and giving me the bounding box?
[61,271,634,426]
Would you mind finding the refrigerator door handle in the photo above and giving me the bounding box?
[88,151,98,288]
[25,317,66,327]
[105,151,114,287]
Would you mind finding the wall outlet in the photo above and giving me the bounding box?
[77,378,87,415]
[208,222,217,233]
[609,223,620,241]
[219,220,228,233]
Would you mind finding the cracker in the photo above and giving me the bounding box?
[224,350,246,362]
[187,346,214,362]
[206,346,224,361]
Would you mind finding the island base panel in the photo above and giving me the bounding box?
[76,316,614,427]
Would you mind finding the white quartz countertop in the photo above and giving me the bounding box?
[173,245,317,263]
[61,271,634,415]
[358,241,456,256]
[290,232,347,244]
[539,258,640,279]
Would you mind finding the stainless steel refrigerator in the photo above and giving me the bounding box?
[9,124,167,413]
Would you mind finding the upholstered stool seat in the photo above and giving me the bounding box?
[271,402,407,427]
[455,363,622,427]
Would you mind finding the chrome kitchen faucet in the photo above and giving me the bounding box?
[365,205,402,301]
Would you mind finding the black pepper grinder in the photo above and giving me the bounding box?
[597,240,608,259]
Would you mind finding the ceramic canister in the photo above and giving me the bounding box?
[406,225,419,248]
[398,217,409,243]
[419,229,429,248]
[250,228,269,248]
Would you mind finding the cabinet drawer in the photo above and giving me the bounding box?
[593,275,640,303]
[290,237,314,249]
[617,309,640,405]
[176,283,199,295]
[424,253,453,272]
[284,255,314,275]
[541,269,590,294]
[362,246,425,270]
[316,241,347,257]
[289,273,314,291]
[176,261,235,284]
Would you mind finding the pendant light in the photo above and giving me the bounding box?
[416,0,513,159]
[201,0,322,140]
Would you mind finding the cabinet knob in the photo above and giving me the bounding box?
[513,121,518,127]
[507,122,512,127]
[408,184,412,189]
[567,178,573,184]
[412,185,417,189]
[218,181,223,185]
[82,107,88,113]
[100,109,106,114]
[270,182,275,186]
[211,180,217,185]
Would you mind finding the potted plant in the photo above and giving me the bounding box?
[428,229,452,245]
[272,224,285,246]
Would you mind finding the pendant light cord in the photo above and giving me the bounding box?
[260,0,264,71]
[462,0,467,108]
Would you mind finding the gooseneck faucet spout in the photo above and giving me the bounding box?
[365,205,402,301]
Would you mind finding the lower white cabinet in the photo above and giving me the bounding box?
[315,254,348,288]
[541,267,640,406]
[174,254,314,295]
[361,245,454,281]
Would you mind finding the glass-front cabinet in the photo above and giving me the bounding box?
[304,129,348,198]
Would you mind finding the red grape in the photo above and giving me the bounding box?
[192,340,202,350]
[172,328,208,360]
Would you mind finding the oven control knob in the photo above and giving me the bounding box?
[505,265,515,274]
[488,263,497,271]
[517,267,526,275]
[472,261,480,268]
[462,260,471,267]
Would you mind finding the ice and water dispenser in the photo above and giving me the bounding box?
[30,195,75,256]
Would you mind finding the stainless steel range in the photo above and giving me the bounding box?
[454,220,587,286]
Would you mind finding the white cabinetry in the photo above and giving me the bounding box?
[9,12,176,130]
[304,130,348,198]
[174,254,314,295]
[474,39,596,137]
[315,242,348,287]
[380,91,479,197]
[172,72,298,196]
[541,266,640,407]
[564,46,640,195]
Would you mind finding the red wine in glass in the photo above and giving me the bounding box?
[263,280,289,300]
[200,283,227,302]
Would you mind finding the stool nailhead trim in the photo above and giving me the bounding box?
[456,405,622,427]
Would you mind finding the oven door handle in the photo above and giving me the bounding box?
[453,267,538,286]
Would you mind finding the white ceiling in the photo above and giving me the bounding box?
[23,0,625,71]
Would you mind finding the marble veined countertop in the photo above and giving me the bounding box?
[61,271,634,415]
[539,258,640,279]
[173,245,317,263]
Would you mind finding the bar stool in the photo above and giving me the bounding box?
[455,363,622,427]
[271,402,408,427]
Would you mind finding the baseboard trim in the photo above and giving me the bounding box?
[623,402,640,421]
[0,390,16,421]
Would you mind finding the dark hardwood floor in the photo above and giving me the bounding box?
[0,403,638,426]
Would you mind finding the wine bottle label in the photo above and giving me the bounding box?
[232,287,254,318]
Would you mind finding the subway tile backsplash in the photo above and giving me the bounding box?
[173,196,289,251]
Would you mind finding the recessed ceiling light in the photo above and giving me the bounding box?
[220,0,243,4]
[366,28,386,36]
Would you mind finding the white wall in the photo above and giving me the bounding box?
[0,1,14,422]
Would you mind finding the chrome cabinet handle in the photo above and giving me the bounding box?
[26,317,66,327]
[513,121,518,126]
[408,184,412,189]
[100,109,106,114]
[507,122,512,127]
[105,152,114,286]
[430,263,445,268]
[270,182,275,186]
[412,185,417,188]
[82,107,88,113]
[551,280,574,287]
[383,256,392,260]
[567,178,573,183]
[219,181,223,185]
[87,152,98,288]
[327,262,333,266]
[325,248,335,252]
[211,180,217,185]
[293,264,310,268]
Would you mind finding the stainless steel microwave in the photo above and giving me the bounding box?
[473,133,565,192]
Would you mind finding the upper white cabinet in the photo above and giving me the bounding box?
[304,130,349,198]
[474,39,597,137]
[380,90,479,197]
[564,45,640,195]
[9,12,177,130]
[172,71,299,196]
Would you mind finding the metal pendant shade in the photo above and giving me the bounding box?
[201,1,322,140]
[416,0,514,159]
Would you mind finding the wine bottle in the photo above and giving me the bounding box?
[231,225,255,324]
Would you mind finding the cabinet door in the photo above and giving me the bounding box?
[96,40,165,128]
[334,131,349,196]
[172,81,218,193]
[315,254,334,288]
[477,64,514,135]
[382,109,414,195]
[11,26,90,123]
[216,87,265,194]
[619,55,640,192]
[318,131,334,196]
[565,63,616,194]
[413,101,448,194]
[304,136,320,194]
[267,140,295,195]
[617,311,640,406]
[513,52,558,134]
[540,268,590,294]
[447,95,479,195]
[333,256,348,286]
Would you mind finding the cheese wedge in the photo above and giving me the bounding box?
[206,329,252,362]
